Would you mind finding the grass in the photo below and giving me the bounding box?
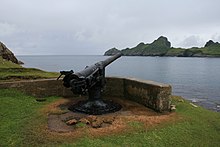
[0,57,22,68]
[66,97,220,146]
[166,48,185,56]
[0,89,59,146]
[201,46,220,56]
[1,89,220,146]
[0,57,59,81]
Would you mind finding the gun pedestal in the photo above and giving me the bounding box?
[60,53,122,115]
[69,76,121,115]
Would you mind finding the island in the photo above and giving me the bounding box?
[104,36,220,57]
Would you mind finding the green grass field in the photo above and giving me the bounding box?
[0,57,59,81]
[1,89,220,146]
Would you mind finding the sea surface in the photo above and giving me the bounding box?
[17,55,220,112]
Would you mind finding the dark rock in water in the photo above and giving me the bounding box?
[0,41,21,64]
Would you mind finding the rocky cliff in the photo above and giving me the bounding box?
[0,42,21,64]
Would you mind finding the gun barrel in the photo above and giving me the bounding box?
[102,53,122,67]
[74,53,122,78]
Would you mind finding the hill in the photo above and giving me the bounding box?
[104,37,220,57]
[0,41,22,64]
[0,56,59,81]
[0,42,59,81]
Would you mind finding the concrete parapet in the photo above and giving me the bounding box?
[123,78,171,112]
[0,79,73,98]
[0,77,171,112]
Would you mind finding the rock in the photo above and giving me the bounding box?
[178,99,184,102]
[0,41,20,64]
[79,118,90,125]
[91,118,103,128]
[18,60,24,65]
[66,119,78,125]
[170,105,176,111]
[86,115,97,123]
[190,103,198,108]
[102,116,115,124]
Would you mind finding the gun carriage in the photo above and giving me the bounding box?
[57,53,122,115]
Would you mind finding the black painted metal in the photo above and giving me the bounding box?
[58,53,122,115]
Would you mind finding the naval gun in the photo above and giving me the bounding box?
[57,53,122,115]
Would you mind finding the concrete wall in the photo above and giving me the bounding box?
[123,78,171,112]
[0,77,171,112]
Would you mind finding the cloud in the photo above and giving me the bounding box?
[211,34,220,43]
[0,22,20,36]
[0,0,220,55]
[178,36,205,48]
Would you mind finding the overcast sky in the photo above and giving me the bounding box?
[0,0,220,55]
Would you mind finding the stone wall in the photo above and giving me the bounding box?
[0,77,171,112]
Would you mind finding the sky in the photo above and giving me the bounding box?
[0,0,220,55]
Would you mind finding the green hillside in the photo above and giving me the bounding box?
[104,37,220,57]
[201,40,220,56]
[0,56,22,68]
[0,57,59,81]
[118,36,171,56]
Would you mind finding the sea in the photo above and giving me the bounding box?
[17,55,220,112]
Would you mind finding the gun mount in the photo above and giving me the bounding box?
[57,53,122,115]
